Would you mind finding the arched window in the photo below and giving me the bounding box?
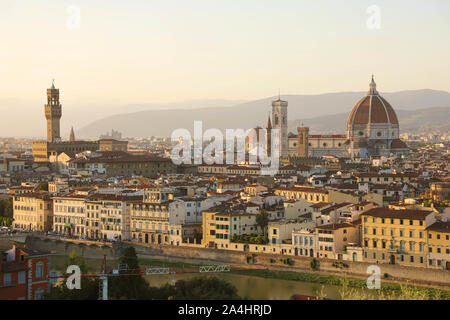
[377,132,382,137]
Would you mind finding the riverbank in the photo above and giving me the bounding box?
[48,253,450,300]
[231,269,450,299]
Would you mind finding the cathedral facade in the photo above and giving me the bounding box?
[262,76,409,160]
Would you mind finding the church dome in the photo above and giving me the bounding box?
[347,76,399,128]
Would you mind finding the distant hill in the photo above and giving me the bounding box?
[78,89,450,138]
[289,106,450,134]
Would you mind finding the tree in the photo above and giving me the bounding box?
[45,251,99,300]
[171,276,240,300]
[108,246,151,300]
[256,210,269,236]
[0,199,13,218]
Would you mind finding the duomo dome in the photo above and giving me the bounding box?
[346,76,408,157]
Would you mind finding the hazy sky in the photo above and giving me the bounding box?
[0,0,449,136]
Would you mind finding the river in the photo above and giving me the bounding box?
[145,272,344,300]
[48,255,360,300]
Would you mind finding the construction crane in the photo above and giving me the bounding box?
[48,255,239,300]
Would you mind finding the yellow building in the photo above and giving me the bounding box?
[201,204,259,249]
[274,186,329,203]
[361,208,436,267]
[426,221,450,270]
[12,192,53,232]
[316,222,360,260]
[85,199,101,240]
[202,210,218,248]
[130,188,177,244]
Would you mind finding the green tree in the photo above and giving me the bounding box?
[0,199,13,218]
[171,276,240,300]
[45,251,99,300]
[108,246,151,300]
[256,210,269,236]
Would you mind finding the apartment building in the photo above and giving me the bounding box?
[201,202,260,249]
[52,192,89,237]
[274,186,329,203]
[130,188,184,244]
[316,222,360,260]
[12,192,53,232]
[426,221,450,270]
[89,193,141,241]
[292,229,317,257]
[361,208,436,267]
[0,245,50,300]
[85,199,101,239]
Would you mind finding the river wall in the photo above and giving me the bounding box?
[25,236,450,289]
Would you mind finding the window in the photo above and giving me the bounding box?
[3,273,11,286]
[36,262,44,279]
[18,271,26,284]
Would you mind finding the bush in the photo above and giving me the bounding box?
[310,258,319,271]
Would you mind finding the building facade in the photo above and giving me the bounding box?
[12,192,53,232]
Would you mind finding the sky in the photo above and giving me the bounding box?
[0,0,449,136]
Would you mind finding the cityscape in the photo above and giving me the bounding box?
[0,0,449,309]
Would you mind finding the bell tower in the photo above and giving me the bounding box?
[45,80,62,143]
[271,96,288,158]
[296,127,309,157]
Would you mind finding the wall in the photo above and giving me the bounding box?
[25,236,450,289]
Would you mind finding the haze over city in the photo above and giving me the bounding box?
[0,0,449,137]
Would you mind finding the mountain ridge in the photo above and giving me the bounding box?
[77,89,450,138]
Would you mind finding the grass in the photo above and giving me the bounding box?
[232,269,450,300]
